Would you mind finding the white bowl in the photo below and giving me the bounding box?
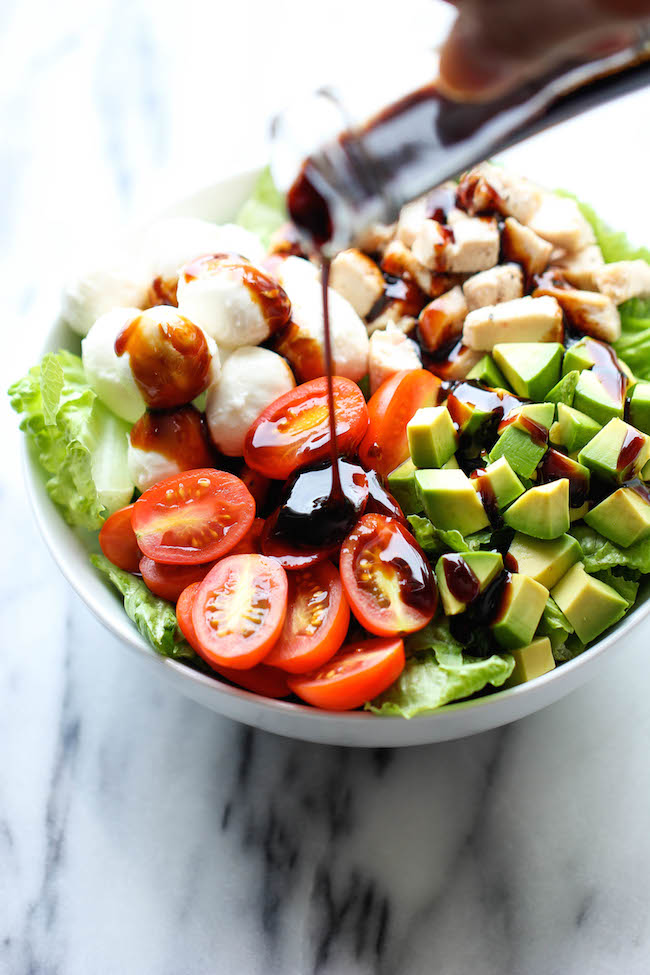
[23,164,650,747]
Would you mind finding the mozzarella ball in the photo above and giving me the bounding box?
[127,405,214,492]
[81,308,147,423]
[275,256,369,382]
[177,254,291,349]
[206,347,295,456]
[128,446,181,493]
[62,264,149,337]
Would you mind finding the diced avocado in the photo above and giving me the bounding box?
[562,339,595,376]
[545,370,579,406]
[489,426,547,479]
[570,501,590,522]
[435,551,504,616]
[414,468,490,535]
[503,479,570,539]
[387,458,422,515]
[539,449,591,515]
[511,402,555,430]
[407,406,457,469]
[442,455,460,470]
[628,381,650,435]
[585,486,650,548]
[574,369,624,426]
[507,532,581,589]
[493,342,563,400]
[549,403,602,454]
[551,562,628,644]
[472,456,525,509]
[504,637,556,687]
[466,355,510,389]
[578,417,650,483]
[643,458,650,481]
[491,573,549,650]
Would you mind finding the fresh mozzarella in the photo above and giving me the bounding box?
[275,256,369,382]
[62,264,150,337]
[127,446,181,493]
[206,347,295,456]
[81,308,147,423]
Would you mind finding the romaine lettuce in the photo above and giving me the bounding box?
[570,524,650,575]
[536,595,575,656]
[236,166,287,247]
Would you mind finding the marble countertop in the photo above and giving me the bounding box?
[4,2,650,972]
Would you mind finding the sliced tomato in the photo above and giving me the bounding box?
[228,517,265,556]
[340,513,438,636]
[264,562,350,673]
[358,370,440,477]
[260,508,338,570]
[238,464,271,510]
[192,554,288,669]
[363,468,408,525]
[139,556,214,602]
[244,377,369,479]
[287,637,405,710]
[99,504,140,572]
[132,468,255,565]
[177,581,290,697]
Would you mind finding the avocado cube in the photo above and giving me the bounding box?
[628,382,650,435]
[471,456,525,510]
[466,355,510,389]
[507,532,582,589]
[414,468,490,535]
[539,448,591,515]
[578,417,650,483]
[504,637,556,687]
[387,458,422,515]
[491,573,549,650]
[562,339,595,376]
[551,562,628,644]
[503,479,570,539]
[549,403,602,454]
[442,455,460,470]
[493,342,564,400]
[489,425,548,479]
[574,369,625,426]
[585,486,650,548]
[511,402,555,430]
[570,501,590,522]
[407,406,457,469]
[435,551,504,616]
[545,370,579,406]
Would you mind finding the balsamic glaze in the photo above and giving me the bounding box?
[617,429,646,473]
[470,468,503,527]
[275,458,368,548]
[538,448,589,507]
[449,570,510,653]
[443,554,480,603]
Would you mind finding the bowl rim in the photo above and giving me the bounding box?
[22,163,650,740]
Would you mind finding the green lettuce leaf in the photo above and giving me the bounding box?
[537,595,575,656]
[236,166,287,247]
[591,569,640,608]
[9,351,134,530]
[408,514,469,556]
[91,554,199,662]
[570,524,650,575]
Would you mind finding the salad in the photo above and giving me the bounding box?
[10,162,650,717]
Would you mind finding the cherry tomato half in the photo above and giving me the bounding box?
[264,562,350,674]
[358,370,439,478]
[244,377,369,480]
[340,513,438,636]
[99,504,141,572]
[192,554,288,669]
[139,556,215,602]
[287,637,405,710]
[132,468,255,565]
[228,517,265,556]
[177,582,290,697]
[260,508,338,570]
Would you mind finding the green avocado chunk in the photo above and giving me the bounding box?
[585,485,650,548]
[507,532,582,589]
[472,456,525,509]
[442,455,460,470]
[488,407,551,479]
[545,370,579,406]
[414,468,490,535]
[562,339,595,376]
[512,403,555,430]
[504,637,556,687]
[493,342,564,400]
[551,562,628,643]
[407,406,458,469]
[628,381,650,435]
[578,417,650,483]
[387,458,422,515]
[503,479,570,539]
[491,573,549,650]
[435,551,504,616]
[573,369,625,425]
[549,403,602,454]
[466,355,510,389]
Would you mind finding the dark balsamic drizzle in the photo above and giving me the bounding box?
[443,554,480,603]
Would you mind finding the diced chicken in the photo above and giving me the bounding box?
[396,196,430,248]
[533,282,621,343]
[463,263,523,311]
[500,217,553,279]
[328,249,386,318]
[527,195,595,253]
[463,295,564,351]
[412,210,500,273]
[431,344,484,381]
[593,260,650,305]
[356,221,397,254]
[365,274,428,335]
[554,243,604,290]
[268,221,307,258]
[380,240,460,298]
[368,324,422,393]
[418,285,468,353]
[457,162,543,224]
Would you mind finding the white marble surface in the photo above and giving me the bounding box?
[4,2,650,972]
